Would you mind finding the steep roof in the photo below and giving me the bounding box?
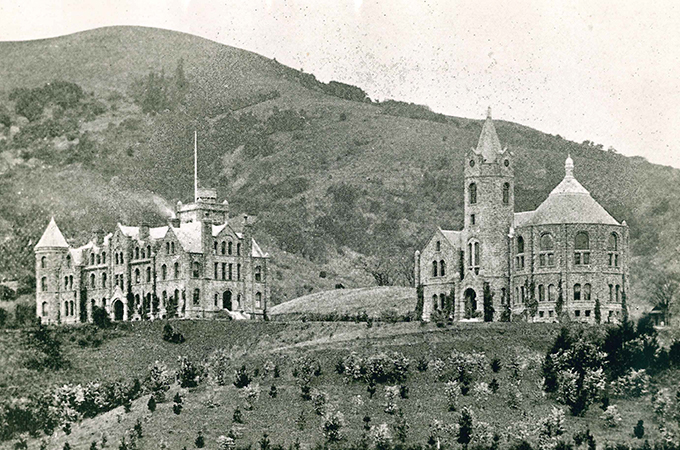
[474,107,505,163]
[527,156,619,226]
[440,229,462,248]
[35,218,69,250]
[513,211,535,228]
[173,222,203,253]
[251,238,269,258]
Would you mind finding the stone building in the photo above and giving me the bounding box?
[416,109,628,323]
[35,187,270,324]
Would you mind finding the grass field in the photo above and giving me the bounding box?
[2,320,678,450]
[268,286,416,320]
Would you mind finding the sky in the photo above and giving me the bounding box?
[1,0,679,167]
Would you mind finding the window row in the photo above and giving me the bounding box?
[468,182,511,205]
[515,232,620,268]
[213,262,241,281]
[114,252,125,265]
[165,242,177,255]
[213,240,242,256]
[431,260,446,277]
[89,252,107,266]
[133,245,153,260]
[63,275,74,290]
[514,282,623,303]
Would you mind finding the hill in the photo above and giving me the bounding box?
[269,286,416,320]
[0,26,679,311]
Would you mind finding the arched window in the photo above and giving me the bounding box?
[256,292,262,309]
[90,273,96,288]
[439,260,446,277]
[41,302,48,317]
[516,236,525,270]
[167,242,171,255]
[574,232,590,265]
[135,268,140,283]
[436,241,441,252]
[548,284,556,302]
[539,233,555,267]
[214,262,218,279]
[608,233,619,267]
[174,262,179,278]
[193,288,201,306]
[237,264,241,280]
[171,242,175,254]
[432,261,438,277]
[229,263,233,280]
[222,263,226,280]
[141,249,145,259]
[69,275,73,289]
[41,256,46,269]
[440,293,446,310]
[192,262,201,278]
[97,254,101,265]
[102,272,107,288]
[119,253,124,264]
[573,283,581,301]
[64,276,68,289]
[90,253,95,265]
[162,291,167,308]
[69,301,75,316]
[502,182,510,205]
[161,264,167,281]
[146,267,151,283]
[41,276,47,291]
[255,266,262,282]
[102,252,106,264]
[432,295,439,310]
[609,284,614,302]
[115,253,119,265]
[469,183,477,204]
[583,283,591,301]
[147,245,151,258]
[221,241,226,255]
[237,243,241,256]
[66,255,71,268]
[214,293,219,307]
[228,241,233,255]
[615,285,620,302]
[135,247,140,259]
[538,284,545,302]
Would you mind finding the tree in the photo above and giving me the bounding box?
[556,280,565,322]
[483,282,495,322]
[527,280,538,322]
[446,287,456,318]
[457,406,473,449]
[358,254,394,286]
[594,298,602,324]
[648,270,679,325]
[92,305,111,328]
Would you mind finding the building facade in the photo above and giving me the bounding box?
[35,187,270,324]
[416,109,628,323]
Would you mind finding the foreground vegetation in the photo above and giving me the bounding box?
[2,317,680,450]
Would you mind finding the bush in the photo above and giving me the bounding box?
[269,385,277,398]
[176,356,201,388]
[22,324,67,370]
[162,322,185,343]
[321,410,345,442]
[233,365,252,388]
[611,369,650,398]
[633,420,645,439]
[148,361,171,402]
[444,381,460,411]
[240,384,261,410]
[92,306,111,329]
[195,430,205,448]
[600,405,622,427]
[491,357,502,373]
[311,389,327,415]
[172,393,183,415]
[147,395,156,413]
[206,348,231,386]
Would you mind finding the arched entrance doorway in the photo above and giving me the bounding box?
[223,291,232,310]
[113,299,124,321]
[464,288,477,319]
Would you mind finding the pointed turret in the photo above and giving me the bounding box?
[35,217,69,250]
[475,107,504,163]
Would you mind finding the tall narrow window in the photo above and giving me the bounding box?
[229,263,233,280]
[469,183,477,204]
[90,254,95,265]
[255,266,262,282]
[502,182,510,205]
[97,254,101,264]
[69,275,73,289]
[432,261,438,277]
[214,262,218,279]
[213,241,218,255]
[237,243,241,256]
[161,264,167,281]
[439,260,446,277]
[222,263,226,280]
[538,284,545,302]
[41,256,46,269]
[146,267,151,283]
[237,264,241,280]
[548,284,556,302]
[228,242,233,255]
[256,292,262,309]
[174,262,179,278]
[468,240,480,274]
[221,241,226,255]
[608,233,619,267]
[102,272,107,288]
[102,252,106,264]
[615,285,620,302]
[90,273,96,288]
[193,288,200,306]
[135,247,139,259]
[66,255,71,268]
[147,246,151,258]
[433,295,439,310]
[436,241,441,252]
[574,283,581,301]
[115,253,119,265]
[583,283,591,300]
[42,302,48,317]
[171,242,175,254]
[168,242,171,254]
[516,236,525,270]
[574,232,590,265]
[135,268,140,284]
[192,262,200,278]
[64,276,68,289]
[539,233,555,267]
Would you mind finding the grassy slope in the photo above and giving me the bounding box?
[0,320,674,449]
[1,26,680,312]
[269,286,416,318]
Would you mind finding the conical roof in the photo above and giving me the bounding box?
[475,107,503,162]
[35,217,69,250]
[528,156,619,226]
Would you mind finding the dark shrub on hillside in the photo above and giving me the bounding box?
[0,307,6,328]
[0,285,16,302]
[177,356,201,388]
[634,420,645,439]
[162,322,185,343]
[92,305,111,328]
[147,395,156,413]
[669,340,680,366]
[22,324,67,370]
[15,303,37,327]
[491,357,502,373]
[233,365,252,388]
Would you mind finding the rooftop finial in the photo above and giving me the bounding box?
[486,106,492,119]
[565,154,574,178]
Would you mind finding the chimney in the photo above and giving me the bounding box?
[140,223,150,240]
[169,218,180,228]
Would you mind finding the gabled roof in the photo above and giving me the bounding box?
[440,229,463,248]
[527,156,619,226]
[173,222,203,253]
[514,211,535,228]
[473,107,506,163]
[35,218,69,250]
[150,226,168,240]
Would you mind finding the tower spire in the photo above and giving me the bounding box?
[194,130,198,202]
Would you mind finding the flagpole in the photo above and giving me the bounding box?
[194,130,198,202]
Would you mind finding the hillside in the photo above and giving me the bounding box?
[269,286,416,320]
[0,26,679,310]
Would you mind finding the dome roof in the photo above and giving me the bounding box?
[525,156,619,226]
